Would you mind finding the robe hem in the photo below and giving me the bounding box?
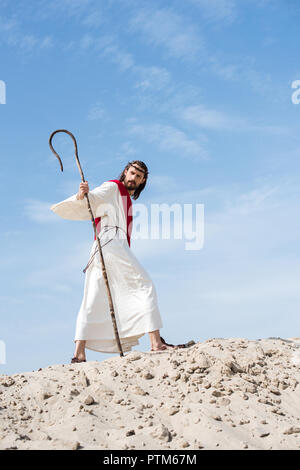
[84,344,137,354]
[74,325,163,341]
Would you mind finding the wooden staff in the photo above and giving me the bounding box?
[49,129,124,358]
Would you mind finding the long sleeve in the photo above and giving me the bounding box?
[50,181,116,221]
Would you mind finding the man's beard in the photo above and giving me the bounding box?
[126,180,137,189]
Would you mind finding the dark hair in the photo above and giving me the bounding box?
[118,160,149,200]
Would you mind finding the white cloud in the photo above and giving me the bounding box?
[134,66,171,91]
[98,39,173,92]
[79,33,95,49]
[101,41,135,71]
[38,0,94,19]
[148,175,178,192]
[188,0,237,23]
[225,185,280,215]
[207,53,286,102]
[128,120,209,161]
[0,15,54,52]
[181,104,289,134]
[39,36,54,49]
[24,199,60,224]
[87,102,105,120]
[66,34,134,72]
[182,104,239,130]
[118,141,138,158]
[129,7,204,60]
[59,31,171,96]
[82,9,103,27]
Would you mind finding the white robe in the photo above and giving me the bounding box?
[50,180,163,353]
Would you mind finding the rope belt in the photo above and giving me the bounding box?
[83,225,127,273]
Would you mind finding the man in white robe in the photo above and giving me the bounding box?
[50,161,176,362]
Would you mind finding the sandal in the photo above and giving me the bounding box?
[70,357,87,363]
[160,336,195,349]
[160,336,176,347]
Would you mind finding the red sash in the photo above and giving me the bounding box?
[94,179,132,247]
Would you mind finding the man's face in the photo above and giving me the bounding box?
[124,165,145,192]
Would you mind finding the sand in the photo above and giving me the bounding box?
[0,337,300,450]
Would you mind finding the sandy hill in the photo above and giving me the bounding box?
[0,337,300,450]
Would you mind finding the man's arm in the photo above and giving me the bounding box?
[50,181,116,221]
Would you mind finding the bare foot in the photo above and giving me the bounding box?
[72,353,86,362]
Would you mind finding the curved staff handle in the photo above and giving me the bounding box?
[49,129,124,358]
[49,129,84,180]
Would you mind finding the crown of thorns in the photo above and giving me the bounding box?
[127,161,149,177]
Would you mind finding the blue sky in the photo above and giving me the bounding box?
[1,0,300,375]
